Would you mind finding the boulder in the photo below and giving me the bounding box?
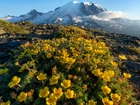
[0,28,5,34]
[0,52,9,63]
[126,60,140,72]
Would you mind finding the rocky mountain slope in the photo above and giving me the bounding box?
[0,22,140,103]
[1,1,140,37]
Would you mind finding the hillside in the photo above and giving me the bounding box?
[0,21,140,104]
[0,20,29,34]
[1,1,140,36]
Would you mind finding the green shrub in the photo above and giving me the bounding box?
[0,20,28,34]
[54,25,93,39]
[0,31,135,105]
[129,46,140,55]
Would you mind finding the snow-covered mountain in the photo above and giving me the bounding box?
[1,1,140,36]
[3,9,43,23]
[2,1,106,24]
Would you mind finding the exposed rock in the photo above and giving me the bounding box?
[0,52,8,58]
[126,60,140,72]
[0,52,9,63]
[0,28,5,34]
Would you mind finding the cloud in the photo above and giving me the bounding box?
[96,11,127,19]
[73,17,83,23]
[72,11,128,23]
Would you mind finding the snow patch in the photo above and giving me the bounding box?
[73,1,79,4]
[83,2,92,5]
[94,4,107,11]
[73,17,83,23]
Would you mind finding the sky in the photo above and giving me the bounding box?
[0,0,140,19]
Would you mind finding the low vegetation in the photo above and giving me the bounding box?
[129,46,140,55]
[0,20,28,34]
[0,24,136,105]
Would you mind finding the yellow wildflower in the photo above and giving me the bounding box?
[27,89,34,97]
[37,72,47,81]
[118,78,126,84]
[67,57,76,65]
[68,74,73,79]
[119,54,127,60]
[102,74,111,82]
[52,66,57,71]
[49,74,60,85]
[31,49,38,55]
[59,49,69,57]
[46,93,57,105]
[65,89,74,99]
[88,99,96,105]
[0,69,8,74]
[47,53,52,58]
[111,61,118,67]
[73,75,77,80]
[8,76,21,88]
[108,71,115,77]
[43,44,50,50]
[79,102,84,105]
[101,86,111,94]
[50,47,55,53]
[92,69,101,76]
[73,93,77,98]
[93,58,100,63]
[0,100,10,105]
[61,79,71,89]
[98,72,104,78]
[14,61,19,66]
[110,93,121,102]
[102,97,113,105]
[82,85,87,91]
[39,87,50,98]
[123,72,131,78]
[94,50,105,54]
[87,46,93,51]
[72,51,78,57]
[77,67,81,71]
[17,92,27,102]
[53,87,63,99]
[52,66,57,74]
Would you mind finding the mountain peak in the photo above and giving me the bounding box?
[83,2,93,5]
[67,1,79,4]
[27,9,43,16]
[28,9,38,14]
[80,2,107,15]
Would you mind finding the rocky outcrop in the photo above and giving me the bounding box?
[80,2,106,15]
[126,60,140,72]
[0,28,5,34]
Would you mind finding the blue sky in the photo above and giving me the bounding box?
[0,0,140,19]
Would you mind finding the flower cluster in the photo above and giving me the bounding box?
[0,100,10,105]
[102,98,113,105]
[92,69,114,82]
[101,86,111,94]
[0,26,135,105]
